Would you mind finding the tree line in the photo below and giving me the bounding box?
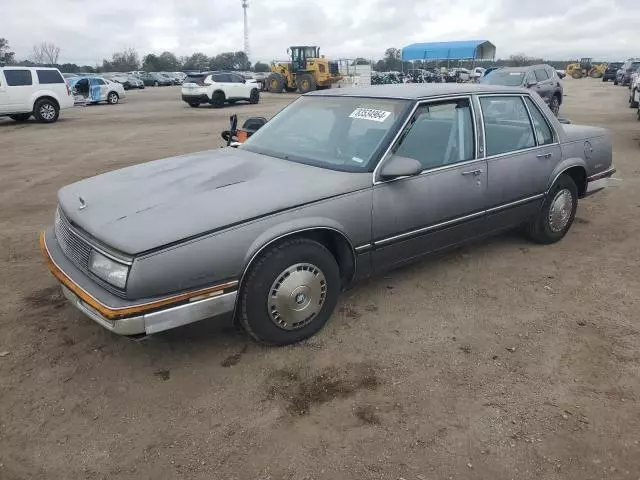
[0,38,271,73]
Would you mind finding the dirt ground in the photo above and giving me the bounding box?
[1,81,639,480]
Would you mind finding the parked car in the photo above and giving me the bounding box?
[629,70,640,108]
[481,64,563,115]
[0,66,74,123]
[40,84,615,344]
[136,72,172,86]
[104,73,144,90]
[181,71,260,108]
[67,76,126,105]
[603,62,623,82]
[615,59,640,86]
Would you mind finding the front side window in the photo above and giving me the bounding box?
[480,96,535,156]
[525,97,554,146]
[534,69,549,82]
[393,99,475,170]
[4,70,33,86]
[241,96,410,172]
[95,78,106,85]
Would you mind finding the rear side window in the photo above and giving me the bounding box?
[229,74,245,83]
[534,69,549,82]
[36,69,64,84]
[212,73,230,82]
[480,96,535,156]
[524,97,554,146]
[4,70,33,86]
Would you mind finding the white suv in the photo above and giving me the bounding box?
[0,67,74,123]
[181,71,260,108]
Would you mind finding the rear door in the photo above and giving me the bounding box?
[479,94,560,231]
[3,69,34,111]
[0,71,9,113]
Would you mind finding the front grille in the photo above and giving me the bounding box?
[55,208,91,271]
[54,208,128,298]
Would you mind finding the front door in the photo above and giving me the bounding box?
[89,78,102,102]
[479,94,561,231]
[372,97,488,271]
[532,68,552,104]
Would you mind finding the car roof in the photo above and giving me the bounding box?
[306,83,531,100]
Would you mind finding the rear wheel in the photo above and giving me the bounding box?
[107,92,119,104]
[210,91,225,108]
[526,174,578,244]
[9,113,31,122]
[249,88,260,104]
[296,73,316,94]
[266,73,284,93]
[33,99,59,123]
[239,238,340,345]
[614,78,619,85]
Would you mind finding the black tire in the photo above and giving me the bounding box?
[266,73,284,93]
[188,102,200,108]
[107,92,119,105]
[296,73,316,94]
[33,98,59,123]
[154,81,159,87]
[629,90,639,108]
[550,95,561,116]
[210,91,225,108]
[637,108,640,121]
[239,238,340,346]
[249,88,259,104]
[602,77,607,82]
[614,78,619,85]
[526,174,578,244]
[9,113,31,122]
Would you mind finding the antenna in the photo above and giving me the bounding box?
[242,0,250,64]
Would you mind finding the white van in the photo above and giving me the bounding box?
[0,67,74,123]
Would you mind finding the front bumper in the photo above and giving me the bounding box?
[585,167,618,197]
[40,230,238,336]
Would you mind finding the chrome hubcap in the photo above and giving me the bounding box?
[548,189,573,232]
[109,94,117,103]
[40,104,55,120]
[267,263,327,331]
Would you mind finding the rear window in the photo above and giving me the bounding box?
[36,69,64,84]
[212,73,230,82]
[185,74,207,85]
[3,70,33,86]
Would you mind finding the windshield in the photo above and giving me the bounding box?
[240,96,410,172]
[481,70,525,86]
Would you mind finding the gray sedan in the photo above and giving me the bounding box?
[40,84,615,345]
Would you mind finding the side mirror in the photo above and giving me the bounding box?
[379,155,423,180]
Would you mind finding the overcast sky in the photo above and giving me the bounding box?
[1,0,638,66]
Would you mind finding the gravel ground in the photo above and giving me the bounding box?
[1,81,639,480]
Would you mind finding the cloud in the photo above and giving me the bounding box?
[0,0,638,65]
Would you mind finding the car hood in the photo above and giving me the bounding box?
[58,148,372,255]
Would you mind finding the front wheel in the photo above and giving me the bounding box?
[107,92,119,104]
[526,174,578,244]
[239,238,340,345]
[249,88,259,104]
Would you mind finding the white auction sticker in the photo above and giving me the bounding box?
[349,108,392,122]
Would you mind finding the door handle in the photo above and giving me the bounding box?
[536,153,553,159]
[461,169,483,176]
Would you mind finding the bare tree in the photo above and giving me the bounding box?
[31,42,61,65]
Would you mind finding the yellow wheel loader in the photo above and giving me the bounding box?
[266,46,343,94]
[566,58,606,79]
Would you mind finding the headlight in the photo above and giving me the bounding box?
[88,250,129,289]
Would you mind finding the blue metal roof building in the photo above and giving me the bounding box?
[401,40,496,61]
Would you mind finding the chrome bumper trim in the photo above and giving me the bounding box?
[61,286,237,335]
